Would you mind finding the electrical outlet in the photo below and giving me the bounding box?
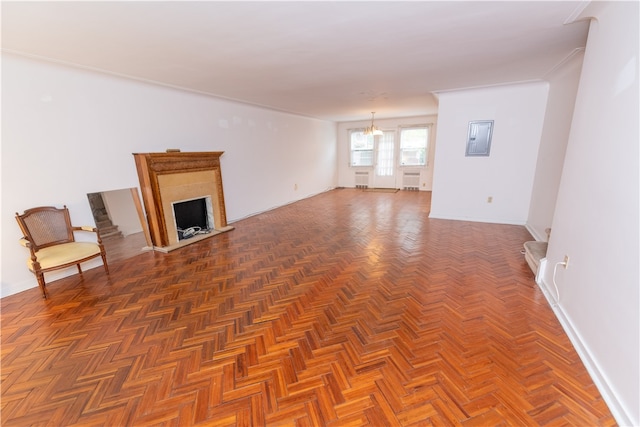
[487,196,493,203]
[563,255,570,269]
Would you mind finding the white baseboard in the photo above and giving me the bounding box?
[228,187,334,224]
[536,278,634,426]
[428,212,525,225]
[1,258,105,299]
[1,277,38,298]
[525,223,548,242]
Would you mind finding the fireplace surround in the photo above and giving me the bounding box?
[133,151,233,252]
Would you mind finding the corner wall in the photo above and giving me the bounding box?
[526,51,584,241]
[1,53,337,297]
[430,83,549,224]
[539,2,639,424]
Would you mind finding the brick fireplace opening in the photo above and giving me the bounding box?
[133,151,233,252]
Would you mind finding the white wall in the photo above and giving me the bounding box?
[430,83,548,224]
[540,2,639,424]
[1,53,337,297]
[337,115,437,190]
[526,52,584,241]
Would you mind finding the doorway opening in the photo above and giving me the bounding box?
[87,188,150,263]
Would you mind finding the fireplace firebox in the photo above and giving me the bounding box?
[172,196,213,240]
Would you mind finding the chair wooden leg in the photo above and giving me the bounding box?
[36,272,47,299]
[101,251,110,275]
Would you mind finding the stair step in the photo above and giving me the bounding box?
[96,219,113,228]
[100,230,123,240]
[99,224,118,231]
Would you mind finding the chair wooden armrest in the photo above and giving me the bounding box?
[73,226,98,233]
[18,237,32,248]
[72,226,104,245]
[18,237,39,267]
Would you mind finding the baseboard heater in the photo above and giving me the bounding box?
[355,171,369,189]
[402,172,420,191]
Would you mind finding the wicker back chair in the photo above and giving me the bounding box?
[15,205,109,298]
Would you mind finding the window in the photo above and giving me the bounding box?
[400,126,429,166]
[350,130,374,166]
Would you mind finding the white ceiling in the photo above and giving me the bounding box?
[1,1,590,122]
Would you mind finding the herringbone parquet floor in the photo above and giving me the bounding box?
[1,189,615,426]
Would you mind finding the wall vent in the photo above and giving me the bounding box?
[355,171,369,189]
[402,172,420,191]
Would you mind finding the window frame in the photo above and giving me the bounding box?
[348,129,375,167]
[399,125,430,167]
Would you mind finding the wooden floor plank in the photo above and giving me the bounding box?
[1,189,615,425]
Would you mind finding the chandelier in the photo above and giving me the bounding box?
[364,112,384,136]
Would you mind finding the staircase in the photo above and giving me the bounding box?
[87,192,123,241]
[95,216,123,240]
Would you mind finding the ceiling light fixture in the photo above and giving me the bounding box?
[364,112,384,136]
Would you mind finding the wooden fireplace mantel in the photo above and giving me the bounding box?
[133,151,232,250]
